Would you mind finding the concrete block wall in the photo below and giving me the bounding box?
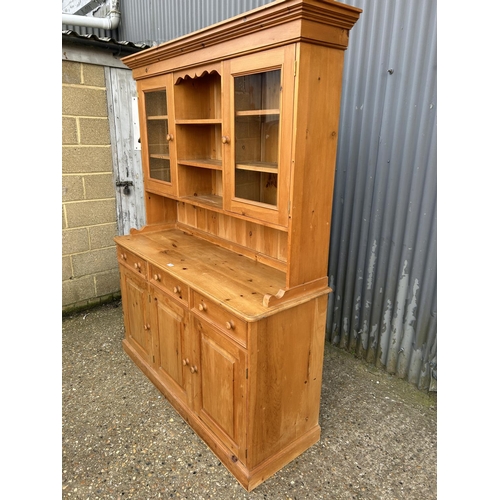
[62,60,120,314]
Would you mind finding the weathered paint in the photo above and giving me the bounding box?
[105,66,145,235]
[328,0,437,391]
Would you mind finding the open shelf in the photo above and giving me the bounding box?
[180,194,223,209]
[236,161,277,173]
[178,163,223,206]
[178,158,222,170]
[174,71,221,121]
[147,115,169,120]
[176,118,222,125]
[235,109,279,117]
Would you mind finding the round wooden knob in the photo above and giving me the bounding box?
[144,324,150,330]
[154,274,161,281]
[183,358,190,366]
[173,286,181,294]
[166,133,174,141]
[221,136,230,144]
[134,262,141,269]
[121,253,126,260]
[226,320,235,330]
[190,365,198,374]
[199,303,207,312]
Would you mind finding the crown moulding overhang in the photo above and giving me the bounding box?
[122,0,362,75]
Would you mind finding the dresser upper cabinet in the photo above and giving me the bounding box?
[125,0,361,288]
[135,46,296,227]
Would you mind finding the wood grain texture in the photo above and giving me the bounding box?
[116,0,360,490]
[122,0,360,74]
[287,42,345,287]
[247,295,327,468]
[151,286,191,406]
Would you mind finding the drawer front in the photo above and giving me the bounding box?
[116,246,148,279]
[192,291,247,346]
[149,264,188,306]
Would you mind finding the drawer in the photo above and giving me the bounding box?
[192,291,247,346]
[149,264,188,306]
[116,246,147,279]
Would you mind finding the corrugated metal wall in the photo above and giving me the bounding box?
[64,0,437,391]
[119,0,274,46]
[327,0,437,391]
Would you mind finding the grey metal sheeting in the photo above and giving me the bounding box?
[328,0,437,391]
[119,0,275,46]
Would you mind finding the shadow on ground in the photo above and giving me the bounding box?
[62,301,437,499]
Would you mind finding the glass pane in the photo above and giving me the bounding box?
[145,89,171,183]
[145,90,167,117]
[235,114,279,166]
[233,68,280,207]
[147,120,169,156]
[149,157,171,183]
[235,170,277,205]
[234,70,280,111]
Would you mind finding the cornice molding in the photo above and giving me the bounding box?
[122,0,361,71]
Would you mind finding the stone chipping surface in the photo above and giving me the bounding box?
[62,302,437,499]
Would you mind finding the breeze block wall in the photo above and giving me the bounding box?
[62,59,120,314]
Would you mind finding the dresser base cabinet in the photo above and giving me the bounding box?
[119,253,328,491]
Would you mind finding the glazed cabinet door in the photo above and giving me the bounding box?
[137,74,177,197]
[120,266,152,364]
[193,318,247,461]
[223,46,295,227]
[150,286,191,407]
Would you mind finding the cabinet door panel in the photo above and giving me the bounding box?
[137,74,177,197]
[152,288,190,405]
[223,46,295,227]
[194,319,247,458]
[201,336,237,438]
[121,268,151,363]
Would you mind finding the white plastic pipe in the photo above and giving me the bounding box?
[62,3,120,30]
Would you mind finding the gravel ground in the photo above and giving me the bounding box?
[62,301,437,499]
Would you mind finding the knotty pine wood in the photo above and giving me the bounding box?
[193,318,247,459]
[173,69,221,120]
[143,193,177,225]
[118,0,361,490]
[150,286,191,406]
[287,42,345,288]
[119,267,151,363]
[122,0,360,78]
[119,263,329,491]
[176,203,288,266]
[137,74,178,197]
[116,228,329,320]
[222,47,295,228]
[247,295,327,469]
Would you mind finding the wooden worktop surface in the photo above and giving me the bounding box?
[115,228,328,320]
